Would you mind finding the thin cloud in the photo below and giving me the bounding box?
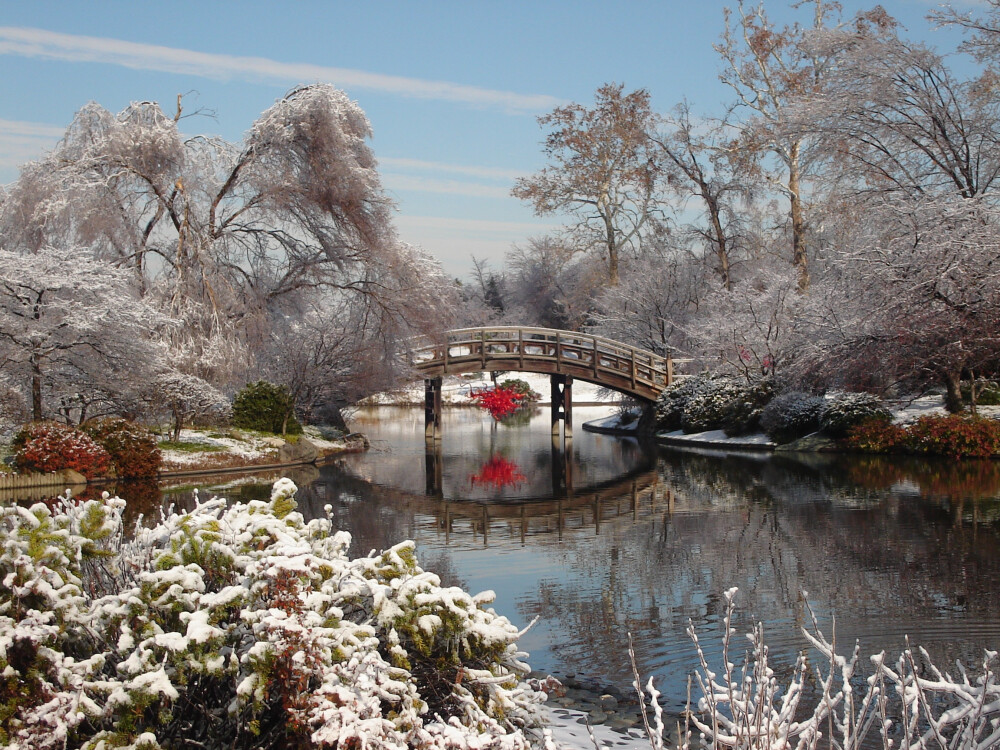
[397,215,559,235]
[0,118,64,174]
[382,173,514,200]
[0,26,562,114]
[380,157,525,182]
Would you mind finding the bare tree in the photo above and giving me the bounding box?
[800,22,1000,203]
[512,83,663,285]
[654,102,753,290]
[505,236,603,331]
[716,0,841,290]
[796,196,1000,410]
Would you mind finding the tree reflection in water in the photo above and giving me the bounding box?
[141,406,1000,716]
[469,455,527,490]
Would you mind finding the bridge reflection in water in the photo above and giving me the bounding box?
[315,435,668,548]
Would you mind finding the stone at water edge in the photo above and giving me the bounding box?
[278,437,319,463]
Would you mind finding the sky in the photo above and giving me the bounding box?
[0,1,976,278]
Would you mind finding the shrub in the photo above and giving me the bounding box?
[820,392,893,439]
[11,422,112,478]
[721,379,776,437]
[82,417,161,478]
[232,381,302,435]
[655,374,715,431]
[0,480,545,749]
[963,380,1000,406]
[498,378,541,402]
[905,415,1000,458]
[844,417,909,453]
[681,378,747,433]
[759,391,826,444]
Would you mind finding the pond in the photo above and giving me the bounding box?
[176,404,1000,713]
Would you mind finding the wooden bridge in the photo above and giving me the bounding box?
[408,326,672,439]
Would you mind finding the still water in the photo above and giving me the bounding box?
[212,405,1000,711]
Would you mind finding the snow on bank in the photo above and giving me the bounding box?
[362,372,618,406]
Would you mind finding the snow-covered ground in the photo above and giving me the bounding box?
[362,372,620,406]
[158,428,354,472]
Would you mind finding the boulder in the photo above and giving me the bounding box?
[278,437,319,464]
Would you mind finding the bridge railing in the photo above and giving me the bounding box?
[409,326,672,400]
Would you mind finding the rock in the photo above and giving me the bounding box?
[588,709,608,724]
[599,694,619,711]
[60,468,87,487]
[278,437,319,464]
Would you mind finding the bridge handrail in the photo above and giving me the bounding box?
[407,326,671,400]
[411,326,667,362]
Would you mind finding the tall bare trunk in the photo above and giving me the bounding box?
[788,142,809,292]
[31,358,42,422]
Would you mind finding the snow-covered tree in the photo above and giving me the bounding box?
[0,85,454,408]
[0,246,164,421]
[716,0,842,290]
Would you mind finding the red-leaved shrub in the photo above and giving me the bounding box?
[83,417,161,478]
[469,386,527,420]
[11,422,112,479]
[844,417,908,454]
[845,414,1000,458]
[905,415,1000,458]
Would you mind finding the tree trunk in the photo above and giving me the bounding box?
[30,357,42,422]
[706,194,732,291]
[788,142,809,292]
[943,370,964,414]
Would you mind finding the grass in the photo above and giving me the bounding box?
[159,440,225,453]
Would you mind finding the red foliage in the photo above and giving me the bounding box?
[905,415,1000,458]
[844,418,908,454]
[468,386,526,420]
[845,414,1000,458]
[82,417,162,478]
[11,422,112,479]
[469,456,527,490]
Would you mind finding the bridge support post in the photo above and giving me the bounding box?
[550,374,573,440]
[425,376,442,441]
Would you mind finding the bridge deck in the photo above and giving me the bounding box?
[410,326,671,402]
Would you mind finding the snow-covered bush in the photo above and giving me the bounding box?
[820,391,893,439]
[680,378,749,434]
[655,375,774,436]
[758,391,826,444]
[0,479,547,749]
[82,417,161,478]
[720,379,775,437]
[655,375,715,431]
[632,588,1000,750]
[10,421,112,478]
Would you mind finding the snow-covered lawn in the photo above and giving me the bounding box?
[158,428,356,473]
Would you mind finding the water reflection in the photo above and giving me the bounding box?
[287,407,1000,713]
[13,404,996,715]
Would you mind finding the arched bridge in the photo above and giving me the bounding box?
[408,326,673,439]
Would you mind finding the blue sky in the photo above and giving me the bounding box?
[0,1,973,277]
